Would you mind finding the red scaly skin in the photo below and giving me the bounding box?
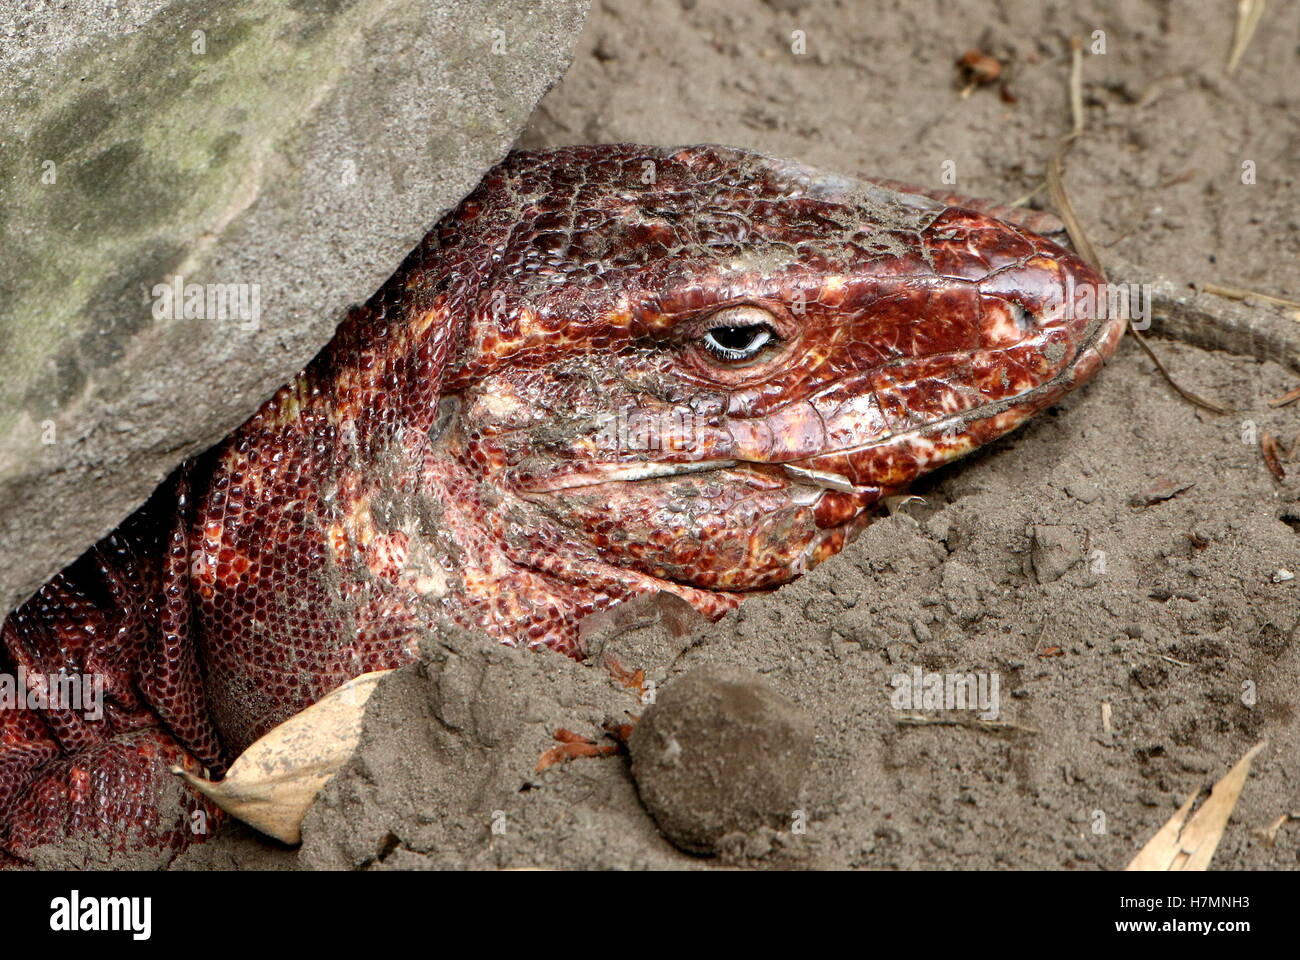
[0,145,1124,866]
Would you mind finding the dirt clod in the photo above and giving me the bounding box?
[628,665,814,856]
[1029,524,1082,584]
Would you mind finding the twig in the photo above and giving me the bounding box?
[1258,812,1292,846]
[896,713,1040,735]
[1046,38,1101,275]
[1268,385,1300,408]
[1200,281,1300,311]
[1048,37,1231,415]
[1008,182,1047,209]
[1129,327,1232,414]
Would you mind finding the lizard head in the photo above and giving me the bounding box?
[426,145,1122,622]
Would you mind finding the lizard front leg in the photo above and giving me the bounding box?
[0,476,223,868]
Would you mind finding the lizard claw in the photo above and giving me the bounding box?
[602,653,646,699]
[535,728,622,772]
[533,715,642,773]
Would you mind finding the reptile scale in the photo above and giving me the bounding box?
[0,144,1126,865]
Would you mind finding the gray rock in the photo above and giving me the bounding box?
[628,664,814,856]
[0,0,590,615]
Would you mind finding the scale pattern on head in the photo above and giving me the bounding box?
[425,144,1122,632]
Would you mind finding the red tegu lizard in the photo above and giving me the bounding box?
[0,145,1124,865]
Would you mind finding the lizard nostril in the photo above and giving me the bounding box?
[1009,301,1034,332]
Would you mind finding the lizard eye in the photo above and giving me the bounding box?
[702,324,772,361]
[697,306,781,363]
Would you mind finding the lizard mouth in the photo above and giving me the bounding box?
[522,459,860,496]
[526,459,744,490]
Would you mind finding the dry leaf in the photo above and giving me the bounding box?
[884,494,925,515]
[1126,741,1266,870]
[1261,432,1285,480]
[956,49,1001,85]
[173,669,388,844]
[578,589,706,644]
[1129,476,1194,507]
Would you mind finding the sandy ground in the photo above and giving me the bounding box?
[175,0,1300,870]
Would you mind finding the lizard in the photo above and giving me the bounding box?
[0,144,1124,866]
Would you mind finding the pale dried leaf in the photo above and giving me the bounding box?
[1126,792,1198,872]
[883,494,925,515]
[1227,0,1267,75]
[1126,741,1266,870]
[173,669,389,844]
